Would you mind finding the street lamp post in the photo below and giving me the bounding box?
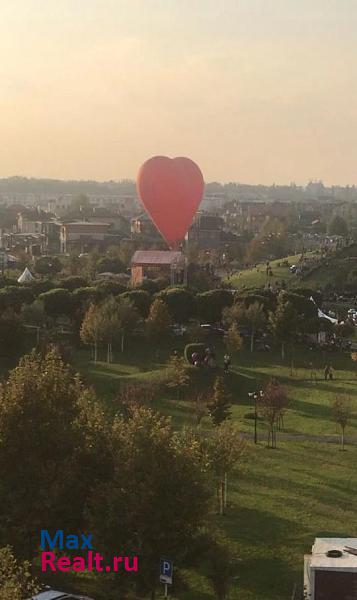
[253,393,258,444]
[248,390,263,444]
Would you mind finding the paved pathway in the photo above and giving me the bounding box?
[240,431,357,445]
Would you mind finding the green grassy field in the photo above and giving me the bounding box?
[71,339,357,600]
[228,254,310,290]
[228,249,357,293]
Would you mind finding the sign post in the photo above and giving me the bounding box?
[160,558,173,598]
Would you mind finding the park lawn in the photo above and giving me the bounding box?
[228,253,312,290]
[74,342,357,438]
[72,342,357,600]
[208,440,357,600]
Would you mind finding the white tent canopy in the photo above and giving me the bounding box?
[310,296,338,324]
[17,267,34,283]
[317,308,338,324]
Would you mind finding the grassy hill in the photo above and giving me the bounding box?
[228,245,357,293]
[67,339,357,600]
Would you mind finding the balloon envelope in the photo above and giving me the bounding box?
[137,156,204,248]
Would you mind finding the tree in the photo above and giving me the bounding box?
[122,290,151,318]
[166,354,190,398]
[0,286,34,313]
[96,256,125,274]
[116,383,157,416]
[269,295,301,362]
[0,546,39,600]
[34,256,62,277]
[39,288,72,320]
[70,193,91,214]
[95,296,122,363]
[259,379,289,448]
[225,322,243,354]
[0,310,25,360]
[114,296,139,353]
[332,396,352,451]
[327,214,348,237]
[81,297,138,362]
[208,376,231,426]
[87,406,211,599]
[146,298,172,340]
[196,289,233,323]
[72,287,100,331]
[224,299,267,352]
[0,349,111,555]
[80,303,101,362]
[245,302,265,352]
[58,275,88,291]
[157,287,196,323]
[207,423,245,515]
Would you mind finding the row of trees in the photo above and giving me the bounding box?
[0,349,245,600]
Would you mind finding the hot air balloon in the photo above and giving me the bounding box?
[136,156,204,248]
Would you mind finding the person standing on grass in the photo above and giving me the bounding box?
[324,365,330,381]
[224,354,231,373]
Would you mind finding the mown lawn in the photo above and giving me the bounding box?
[227,254,307,290]
[71,341,357,600]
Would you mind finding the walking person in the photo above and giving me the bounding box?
[324,365,330,381]
[224,353,231,373]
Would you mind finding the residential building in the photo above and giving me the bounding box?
[131,250,185,286]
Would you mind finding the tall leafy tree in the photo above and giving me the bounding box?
[269,295,301,361]
[225,322,243,354]
[121,290,151,318]
[196,289,233,323]
[87,406,211,599]
[327,214,348,237]
[208,376,232,426]
[207,423,245,515]
[34,256,63,277]
[146,298,172,340]
[157,287,196,323]
[0,547,39,600]
[80,303,101,362]
[0,310,25,360]
[0,348,111,556]
[224,301,265,352]
[39,288,72,320]
[259,379,289,448]
[81,296,139,361]
[166,354,190,398]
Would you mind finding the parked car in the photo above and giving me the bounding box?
[200,324,226,336]
[27,589,94,600]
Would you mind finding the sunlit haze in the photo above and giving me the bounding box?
[1,0,357,184]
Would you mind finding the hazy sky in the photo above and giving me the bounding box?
[1,0,357,184]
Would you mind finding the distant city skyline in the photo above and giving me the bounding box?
[1,1,357,185]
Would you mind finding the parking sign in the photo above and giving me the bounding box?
[160,558,173,585]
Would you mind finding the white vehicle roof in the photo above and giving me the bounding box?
[28,592,67,600]
[310,538,357,571]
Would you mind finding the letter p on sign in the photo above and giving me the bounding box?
[159,558,173,585]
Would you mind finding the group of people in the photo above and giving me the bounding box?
[189,348,232,373]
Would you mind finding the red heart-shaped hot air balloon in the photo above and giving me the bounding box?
[137,156,204,248]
